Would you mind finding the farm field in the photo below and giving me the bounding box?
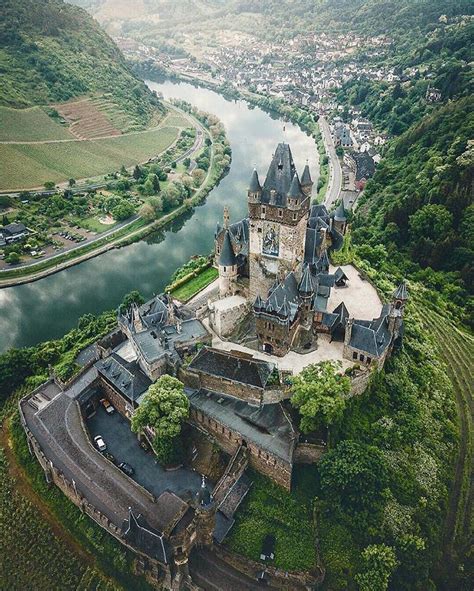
[54,98,122,139]
[0,125,181,190]
[0,106,74,142]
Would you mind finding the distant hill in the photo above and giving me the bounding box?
[0,0,163,126]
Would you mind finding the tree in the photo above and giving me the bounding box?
[44,181,55,190]
[139,202,155,221]
[5,252,20,264]
[143,179,155,196]
[409,204,453,242]
[290,361,350,433]
[191,168,206,187]
[2,214,9,226]
[132,165,142,180]
[119,290,144,313]
[131,376,189,464]
[318,441,389,512]
[355,544,398,591]
[112,201,134,221]
[68,178,76,187]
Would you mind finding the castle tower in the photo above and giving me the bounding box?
[388,281,408,337]
[248,143,311,300]
[218,229,238,298]
[333,200,347,235]
[300,162,313,198]
[298,263,314,327]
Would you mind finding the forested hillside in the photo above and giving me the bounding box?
[352,97,474,320]
[0,0,162,123]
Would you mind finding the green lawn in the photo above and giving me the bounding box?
[226,468,318,571]
[0,105,74,141]
[0,126,180,190]
[171,266,218,301]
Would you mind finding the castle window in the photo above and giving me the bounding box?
[278,208,283,217]
[359,354,365,362]
[262,206,266,215]
[367,357,372,364]
[223,266,226,272]
[293,212,297,221]
[258,227,262,233]
[353,351,358,360]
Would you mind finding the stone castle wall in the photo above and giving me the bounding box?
[189,408,293,490]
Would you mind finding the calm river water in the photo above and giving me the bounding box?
[0,80,319,352]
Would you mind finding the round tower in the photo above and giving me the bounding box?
[248,168,262,203]
[218,229,238,298]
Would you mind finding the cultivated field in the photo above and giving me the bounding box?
[54,98,122,139]
[0,106,74,142]
[0,125,180,190]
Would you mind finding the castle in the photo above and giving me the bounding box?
[213,143,405,366]
[19,143,407,590]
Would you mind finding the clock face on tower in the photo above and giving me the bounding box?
[262,222,279,257]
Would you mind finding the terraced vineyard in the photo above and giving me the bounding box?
[55,98,122,140]
[414,301,474,572]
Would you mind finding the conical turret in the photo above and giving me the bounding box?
[248,168,262,202]
[298,264,313,296]
[301,162,313,197]
[219,229,236,267]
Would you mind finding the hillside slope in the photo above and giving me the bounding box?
[0,0,163,126]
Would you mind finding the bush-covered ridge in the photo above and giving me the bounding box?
[0,0,163,126]
[352,96,474,319]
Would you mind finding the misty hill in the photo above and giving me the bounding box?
[0,0,162,125]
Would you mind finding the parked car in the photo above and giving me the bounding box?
[118,462,135,477]
[104,451,116,464]
[94,435,106,452]
[100,398,115,414]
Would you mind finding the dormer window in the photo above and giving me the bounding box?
[277,160,283,171]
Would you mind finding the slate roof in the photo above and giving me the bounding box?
[122,509,169,564]
[334,267,348,283]
[95,353,151,403]
[301,163,312,186]
[257,272,300,322]
[393,282,408,300]
[186,388,296,462]
[260,143,299,207]
[219,229,237,266]
[298,264,314,294]
[249,168,261,193]
[333,201,347,222]
[353,151,375,181]
[188,347,275,389]
[349,304,393,357]
[2,222,27,235]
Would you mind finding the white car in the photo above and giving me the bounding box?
[94,435,106,452]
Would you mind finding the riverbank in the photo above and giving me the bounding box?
[0,105,230,288]
[134,66,334,203]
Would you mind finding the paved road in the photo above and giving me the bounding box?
[319,116,342,209]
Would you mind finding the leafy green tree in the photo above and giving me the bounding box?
[2,214,9,226]
[111,201,134,221]
[44,181,55,190]
[143,179,155,196]
[290,361,350,433]
[5,252,20,264]
[191,168,206,187]
[119,290,144,313]
[409,204,453,242]
[131,376,189,461]
[355,544,398,591]
[318,440,389,512]
[68,178,76,187]
[132,165,142,180]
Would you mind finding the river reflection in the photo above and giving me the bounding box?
[0,80,319,352]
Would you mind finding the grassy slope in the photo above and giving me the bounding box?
[171,267,218,301]
[0,125,180,189]
[0,0,162,124]
[0,106,74,141]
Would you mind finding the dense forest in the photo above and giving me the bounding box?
[0,0,162,123]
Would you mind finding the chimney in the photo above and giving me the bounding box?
[344,317,353,346]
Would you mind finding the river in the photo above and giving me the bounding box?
[0,80,319,352]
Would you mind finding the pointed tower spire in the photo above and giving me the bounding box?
[219,229,236,266]
[288,172,301,198]
[223,205,230,229]
[301,161,313,197]
[298,263,313,295]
